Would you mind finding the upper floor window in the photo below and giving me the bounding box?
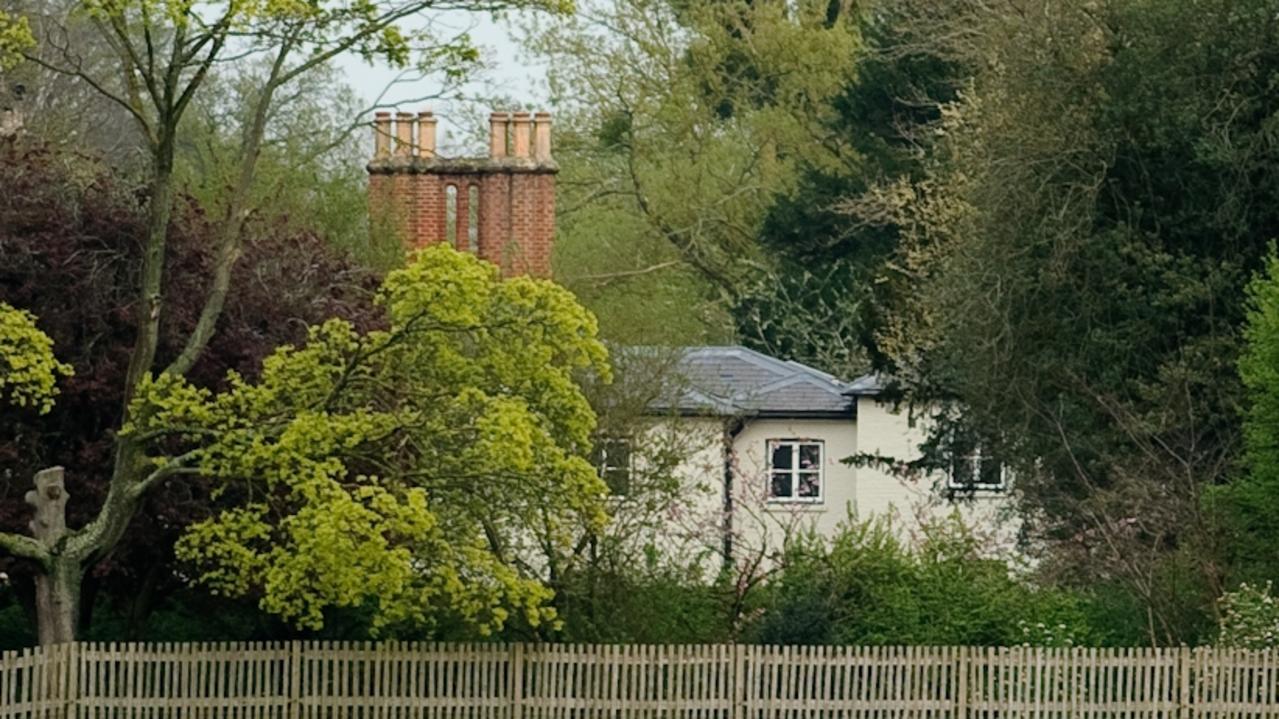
[947,434,1007,492]
[767,439,823,502]
[592,436,633,497]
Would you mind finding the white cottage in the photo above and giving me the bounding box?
[604,346,1019,564]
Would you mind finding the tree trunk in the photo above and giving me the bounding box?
[25,466,81,645]
[34,557,81,645]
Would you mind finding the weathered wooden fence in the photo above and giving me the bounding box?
[1,643,1278,718]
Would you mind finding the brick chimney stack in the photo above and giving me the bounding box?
[367,109,558,278]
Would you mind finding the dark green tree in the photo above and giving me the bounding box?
[857,0,1279,643]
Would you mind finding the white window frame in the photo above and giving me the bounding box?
[766,439,825,503]
[947,446,1008,492]
[594,436,633,497]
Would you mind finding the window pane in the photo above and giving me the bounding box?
[604,467,630,496]
[610,440,632,470]
[467,185,480,252]
[799,443,821,469]
[951,431,978,458]
[593,436,632,495]
[797,472,820,498]
[978,458,1004,488]
[951,455,976,486]
[771,471,793,499]
[445,185,458,245]
[771,442,793,470]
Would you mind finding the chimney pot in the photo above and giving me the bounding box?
[373,112,392,160]
[395,112,414,157]
[489,112,510,159]
[511,111,532,159]
[533,111,552,161]
[417,110,437,158]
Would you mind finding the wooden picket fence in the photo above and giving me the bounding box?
[1,643,1278,718]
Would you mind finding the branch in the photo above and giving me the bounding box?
[19,52,154,138]
[130,449,205,498]
[0,532,50,565]
[164,35,293,377]
[566,260,682,287]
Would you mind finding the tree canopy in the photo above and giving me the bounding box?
[528,0,862,347]
[140,246,610,633]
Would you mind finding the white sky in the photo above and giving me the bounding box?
[334,13,550,154]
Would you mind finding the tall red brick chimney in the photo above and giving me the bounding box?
[367,109,558,277]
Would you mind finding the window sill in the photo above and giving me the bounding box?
[946,486,1008,497]
[765,500,826,511]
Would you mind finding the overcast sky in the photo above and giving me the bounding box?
[334,13,550,153]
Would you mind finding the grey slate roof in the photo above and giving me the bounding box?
[844,373,885,396]
[650,346,859,418]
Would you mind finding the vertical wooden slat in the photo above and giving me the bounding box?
[512,643,525,719]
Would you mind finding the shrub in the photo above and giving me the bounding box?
[751,514,1094,646]
[1218,582,1279,649]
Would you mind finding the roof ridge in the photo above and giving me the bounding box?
[750,373,850,400]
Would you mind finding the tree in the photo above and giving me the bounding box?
[0,0,567,644]
[0,138,384,640]
[735,1,962,377]
[1219,252,1279,588]
[5,243,611,640]
[524,0,861,345]
[0,0,146,165]
[174,59,409,270]
[850,0,1279,643]
[158,246,609,633]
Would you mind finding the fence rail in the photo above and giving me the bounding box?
[2,642,1278,718]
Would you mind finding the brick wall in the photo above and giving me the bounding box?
[367,111,558,278]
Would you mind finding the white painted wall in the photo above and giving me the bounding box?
[618,402,1021,564]
[853,398,1019,551]
[604,416,726,565]
[727,418,859,558]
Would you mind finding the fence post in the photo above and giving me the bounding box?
[510,643,525,719]
[955,646,968,719]
[289,641,301,719]
[1178,645,1191,719]
[65,641,79,719]
[732,643,745,719]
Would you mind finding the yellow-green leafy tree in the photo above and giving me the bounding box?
[0,0,570,645]
[4,246,610,641]
[0,303,73,415]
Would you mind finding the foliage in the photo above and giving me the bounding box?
[751,515,1093,646]
[526,0,860,345]
[1217,582,1279,650]
[1220,252,1279,585]
[0,11,33,70]
[3,0,574,644]
[554,550,734,644]
[0,0,147,167]
[735,2,962,377]
[125,246,609,634]
[0,302,71,414]
[0,138,386,636]
[174,61,397,269]
[846,0,1279,642]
